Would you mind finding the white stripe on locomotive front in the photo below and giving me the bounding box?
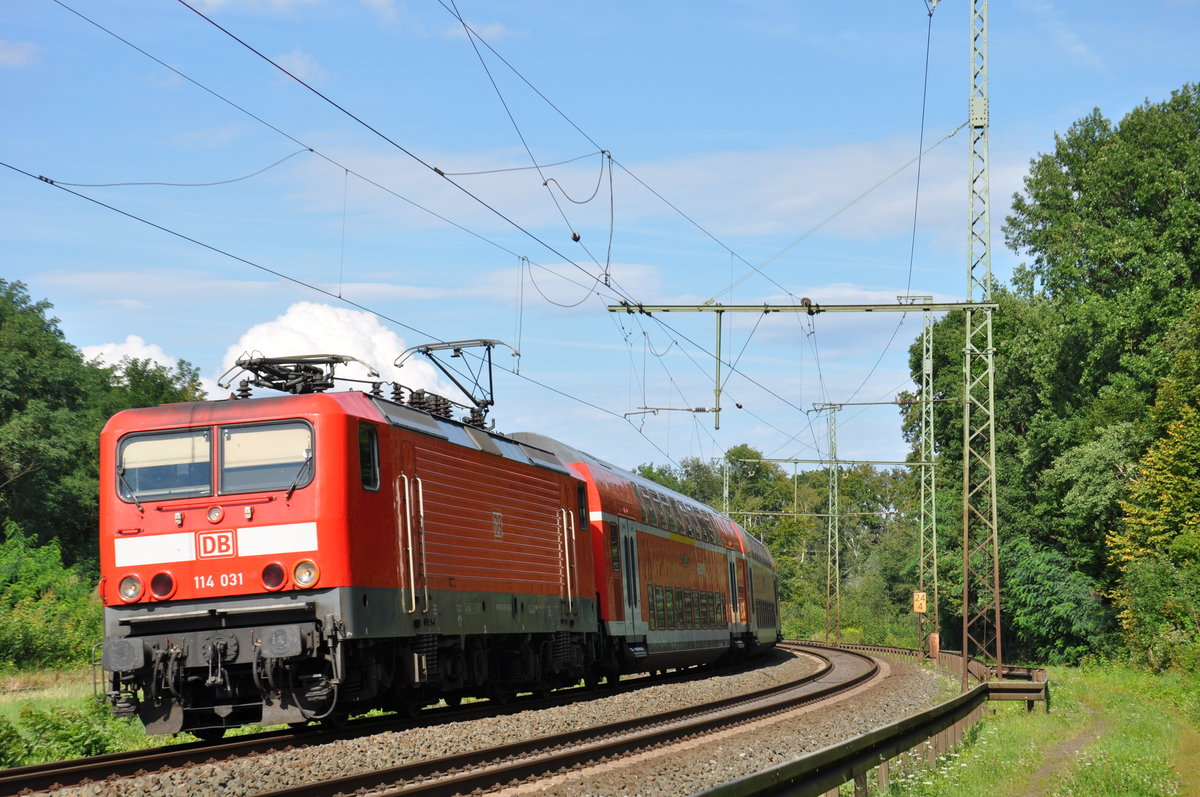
[113,522,318,567]
[236,522,318,556]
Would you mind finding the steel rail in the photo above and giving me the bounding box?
[694,643,1050,797]
[254,644,877,797]
[0,647,801,795]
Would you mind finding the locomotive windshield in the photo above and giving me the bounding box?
[116,421,314,503]
[220,422,313,494]
[118,429,212,501]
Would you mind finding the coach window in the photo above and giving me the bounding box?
[220,421,314,495]
[118,428,212,502]
[665,495,681,533]
[655,585,665,629]
[646,489,661,529]
[665,587,675,629]
[358,423,380,490]
[671,499,687,536]
[647,585,656,629]
[637,485,655,527]
[634,486,650,524]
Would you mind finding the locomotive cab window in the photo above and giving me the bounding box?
[118,429,212,502]
[220,421,314,495]
[358,423,380,490]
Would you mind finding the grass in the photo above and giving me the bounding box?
[4,658,1199,793]
[0,666,265,766]
[883,661,1200,796]
[0,667,95,722]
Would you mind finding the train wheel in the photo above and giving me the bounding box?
[443,694,462,708]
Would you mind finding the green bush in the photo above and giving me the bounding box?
[0,520,102,669]
[0,716,27,768]
[19,700,112,763]
[0,698,145,766]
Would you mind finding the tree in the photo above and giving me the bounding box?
[901,85,1200,663]
[0,280,204,567]
[1108,404,1200,671]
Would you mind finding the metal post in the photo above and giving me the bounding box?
[819,403,842,646]
[714,310,723,430]
[961,0,1002,689]
[722,457,729,515]
[919,308,940,659]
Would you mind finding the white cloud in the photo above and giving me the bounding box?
[285,136,1001,251]
[83,335,224,399]
[82,334,175,369]
[359,0,397,23]
[220,301,454,398]
[0,41,38,68]
[274,46,330,84]
[1017,0,1104,70]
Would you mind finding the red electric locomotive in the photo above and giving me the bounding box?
[99,356,778,737]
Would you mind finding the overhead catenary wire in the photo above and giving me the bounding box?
[834,4,941,407]
[443,0,586,246]
[3,156,683,467]
[176,0,928,464]
[46,0,626,311]
[906,5,938,296]
[51,0,950,468]
[46,148,312,188]
[707,121,966,305]
[438,150,603,177]
[175,0,628,304]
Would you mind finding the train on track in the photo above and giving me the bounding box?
[98,354,779,737]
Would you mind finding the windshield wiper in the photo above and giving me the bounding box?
[117,466,144,512]
[285,450,313,501]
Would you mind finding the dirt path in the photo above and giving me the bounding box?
[1172,710,1200,796]
[1012,702,1108,796]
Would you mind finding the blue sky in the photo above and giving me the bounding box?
[3,0,1198,473]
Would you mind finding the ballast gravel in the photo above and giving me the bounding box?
[520,656,954,796]
[49,650,950,797]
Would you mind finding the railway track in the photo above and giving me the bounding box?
[1,646,844,796]
[7,645,880,796]
[250,643,877,797]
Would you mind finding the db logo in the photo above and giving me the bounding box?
[197,530,237,559]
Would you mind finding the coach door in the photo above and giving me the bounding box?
[727,553,746,632]
[394,442,428,614]
[619,518,644,636]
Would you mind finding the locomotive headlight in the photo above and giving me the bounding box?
[293,560,319,588]
[150,572,176,599]
[118,575,143,602]
[262,563,286,591]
